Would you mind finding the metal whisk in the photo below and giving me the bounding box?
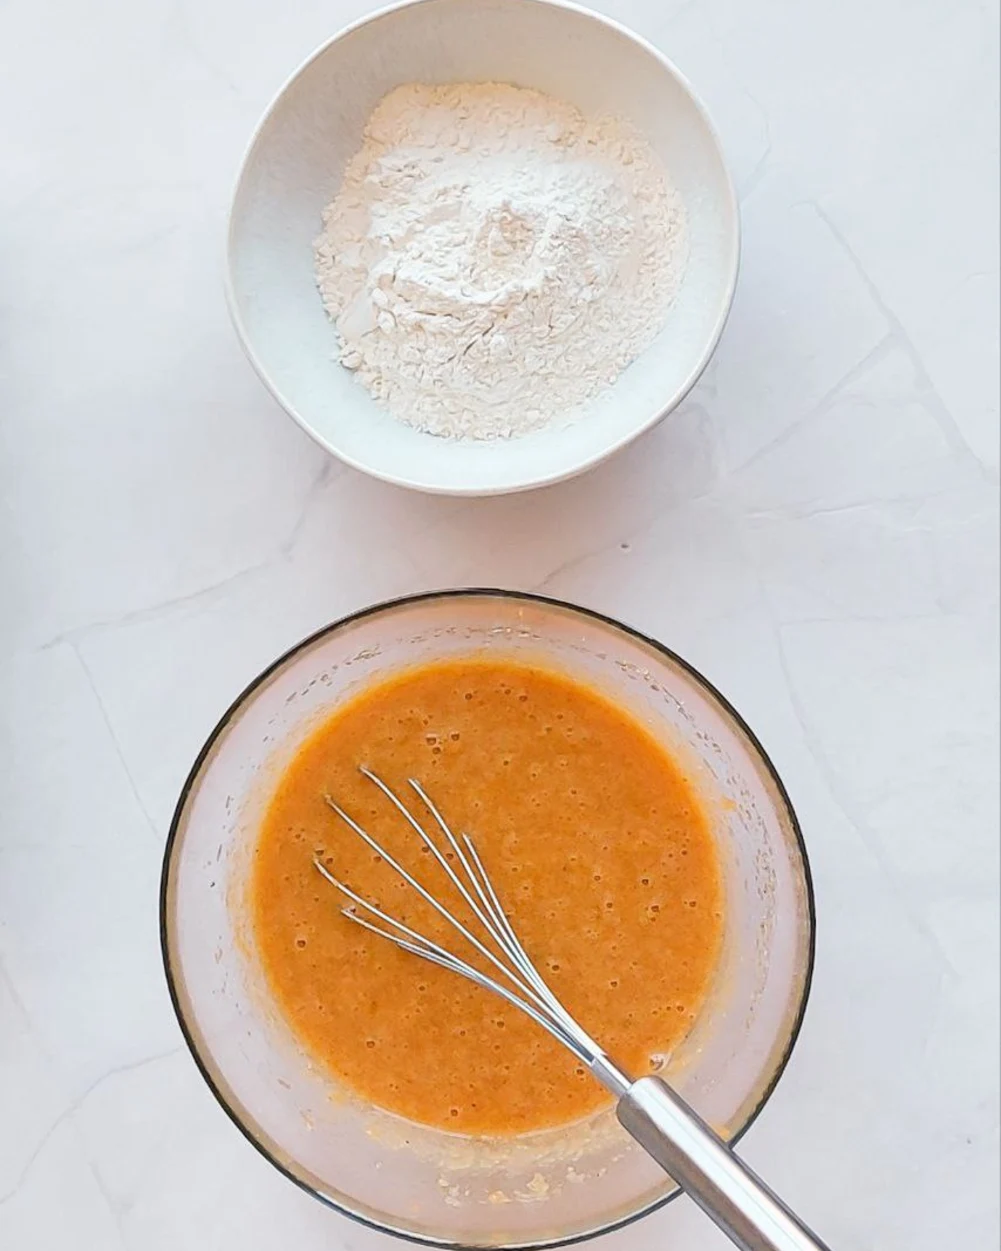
[314,767,831,1251]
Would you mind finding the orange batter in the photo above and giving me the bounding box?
[251,659,722,1136]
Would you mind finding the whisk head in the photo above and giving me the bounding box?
[313,766,629,1097]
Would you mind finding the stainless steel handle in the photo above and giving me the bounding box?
[617,1076,832,1251]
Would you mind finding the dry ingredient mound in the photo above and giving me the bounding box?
[314,83,687,441]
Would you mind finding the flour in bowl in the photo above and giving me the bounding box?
[313,83,687,440]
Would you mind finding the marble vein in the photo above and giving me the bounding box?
[0,1045,183,1209]
[806,199,997,478]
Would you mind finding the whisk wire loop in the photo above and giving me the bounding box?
[316,773,600,1064]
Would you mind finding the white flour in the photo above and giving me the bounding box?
[314,83,687,440]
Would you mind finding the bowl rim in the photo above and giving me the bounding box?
[224,0,741,497]
[160,588,816,1249]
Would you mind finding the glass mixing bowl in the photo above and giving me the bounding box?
[161,591,815,1247]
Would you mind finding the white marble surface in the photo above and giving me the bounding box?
[1,0,998,1246]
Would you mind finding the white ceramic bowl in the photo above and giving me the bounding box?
[227,0,739,495]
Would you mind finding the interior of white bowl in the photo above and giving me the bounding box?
[162,592,813,1248]
[227,0,738,495]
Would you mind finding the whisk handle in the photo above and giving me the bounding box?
[617,1077,832,1251]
